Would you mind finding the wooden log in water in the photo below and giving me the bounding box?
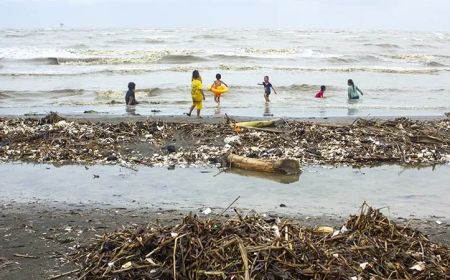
[226,154,300,175]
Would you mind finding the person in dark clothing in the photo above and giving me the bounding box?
[125,82,138,105]
[258,76,277,103]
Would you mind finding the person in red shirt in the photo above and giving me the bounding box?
[315,85,326,98]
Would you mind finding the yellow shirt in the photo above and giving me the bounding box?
[191,79,203,102]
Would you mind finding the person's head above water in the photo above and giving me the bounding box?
[321,85,326,91]
[347,79,354,86]
[192,70,200,80]
[128,82,136,91]
[216,73,221,80]
[264,76,269,82]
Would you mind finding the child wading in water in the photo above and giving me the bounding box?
[211,73,228,105]
[125,82,138,105]
[315,85,326,98]
[258,76,277,103]
[347,79,364,99]
[187,70,205,118]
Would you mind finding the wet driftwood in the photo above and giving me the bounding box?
[226,153,300,175]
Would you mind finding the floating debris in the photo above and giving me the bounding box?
[0,113,449,168]
[72,204,450,279]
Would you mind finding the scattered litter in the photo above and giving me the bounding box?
[359,262,369,270]
[0,113,449,169]
[202,208,212,215]
[410,261,426,271]
[315,226,334,234]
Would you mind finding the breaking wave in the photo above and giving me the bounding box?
[273,66,442,74]
[56,54,207,65]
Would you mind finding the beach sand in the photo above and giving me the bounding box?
[0,201,449,280]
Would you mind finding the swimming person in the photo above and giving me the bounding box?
[258,76,277,103]
[347,79,364,99]
[125,82,138,105]
[187,70,205,118]
[211,73,228,105]
[315,85,326,98]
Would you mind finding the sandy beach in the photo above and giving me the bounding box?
[1,201,449,280]
[1,26,450,279]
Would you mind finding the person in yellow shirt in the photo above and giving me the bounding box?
[187,70,205,117]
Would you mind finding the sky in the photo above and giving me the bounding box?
[0,0,450,31]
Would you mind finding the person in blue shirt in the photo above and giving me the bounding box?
[258,76,278,103]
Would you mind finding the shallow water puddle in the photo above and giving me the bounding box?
[0,163,449,219]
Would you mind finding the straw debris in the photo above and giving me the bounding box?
[0,114,449,167]
[73,204,450,279]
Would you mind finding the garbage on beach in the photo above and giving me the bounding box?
[0,113,449,168]
[72,203,450,279]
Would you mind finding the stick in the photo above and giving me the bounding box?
[13,253,38,259]
[237,237,250,280]
[219,196,240,216]
[47,269,80,280]
[213,168,227,177]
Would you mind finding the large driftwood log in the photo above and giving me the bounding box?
[226,154,300,175]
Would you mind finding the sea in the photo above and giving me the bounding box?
[1,28,450,118]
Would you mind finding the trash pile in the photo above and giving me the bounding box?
[0,113,449,167]
[73,204,450,279]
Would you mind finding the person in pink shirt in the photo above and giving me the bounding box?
[315,85,326,98]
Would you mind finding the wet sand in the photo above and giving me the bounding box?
[0,201,449,280]
[4,112,448,125]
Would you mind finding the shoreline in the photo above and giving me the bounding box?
[0,201,448,280]
[2,112,448,125]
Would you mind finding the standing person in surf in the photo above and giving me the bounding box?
[125,82,138,105]
[187,70,205,118]
[211,73,228,105]
[258,75,278,103]
[347,79,364,99]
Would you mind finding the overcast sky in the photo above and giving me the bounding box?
[1,0,449,31]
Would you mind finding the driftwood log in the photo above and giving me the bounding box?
[226,153,300,175]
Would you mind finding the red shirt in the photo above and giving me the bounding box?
[315,90,324,98]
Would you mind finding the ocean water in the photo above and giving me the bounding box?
[1,28,450,117]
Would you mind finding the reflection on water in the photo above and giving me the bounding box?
[263,103,273,117]
[228,168,300,184]
[1,163,449,218]
[214,105,221,115]
[126,105,137,115]
[347,99,360,116]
